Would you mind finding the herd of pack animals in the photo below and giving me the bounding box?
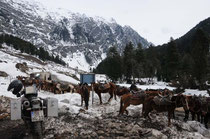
[16,75,210,129]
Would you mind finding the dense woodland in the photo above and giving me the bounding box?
[0,34,66,66]
[95,29,210,90]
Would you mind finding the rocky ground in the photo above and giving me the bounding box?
[1,95,210,139]
[43,111,210,139]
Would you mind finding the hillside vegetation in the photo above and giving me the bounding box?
[0,34,66,66]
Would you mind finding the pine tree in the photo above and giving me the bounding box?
[133,43,145,78]
[178,54,195,88]
[191,29,209,86]
[123,42,135,82]
[135,43,145,62]
[165,37,180,81]
[95,46,122,81]
[145,45,160,80]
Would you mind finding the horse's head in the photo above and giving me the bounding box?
[80,83,89,92]
[162,88,174,96]
[130,84,138,91]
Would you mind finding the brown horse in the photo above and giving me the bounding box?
[119,90,147,115]
[115,86,130,97]
[143,95,177,126]
[170,94,189,121]
[91,82,117,104]
[185,95,203,122]
[75,83,90,110]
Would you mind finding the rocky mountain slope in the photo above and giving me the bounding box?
[0,0,150,70]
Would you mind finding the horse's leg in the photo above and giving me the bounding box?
[98,93,102,104]
[172,111,176,119]
[84,97,89,110]
[125,110,129,115]
[142,103,145,116]
[184,109,189,122]
[168,111,172,126]
[84,89,89,110]
[144,109,151,120]
[119,98,123,115]
[108,91,113,103]
[114,90,117,100]
[121,103,130,115]
[197,113,201,122]
[144,104,153,120]
[81,95,83,106]
[204,113,209,129]
[191,111,195,120]
[201,115,204,124]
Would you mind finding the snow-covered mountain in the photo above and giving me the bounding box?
[0,0,150,70]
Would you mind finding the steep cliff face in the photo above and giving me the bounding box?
[0,0,151,70]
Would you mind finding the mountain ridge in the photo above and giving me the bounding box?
[0,0,151,71]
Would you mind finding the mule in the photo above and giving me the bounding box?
[91,82,117,104]
[119,90,147,115]
[143,95,177,126]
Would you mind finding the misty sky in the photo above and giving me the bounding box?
[32,0,210,45]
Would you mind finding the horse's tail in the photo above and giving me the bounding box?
[113,89,117,100]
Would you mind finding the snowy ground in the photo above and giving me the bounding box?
[1,49,210,138]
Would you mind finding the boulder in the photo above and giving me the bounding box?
[0,71,8,77]
[15,62,29,72]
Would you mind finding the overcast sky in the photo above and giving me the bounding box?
[33,0,210,45]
